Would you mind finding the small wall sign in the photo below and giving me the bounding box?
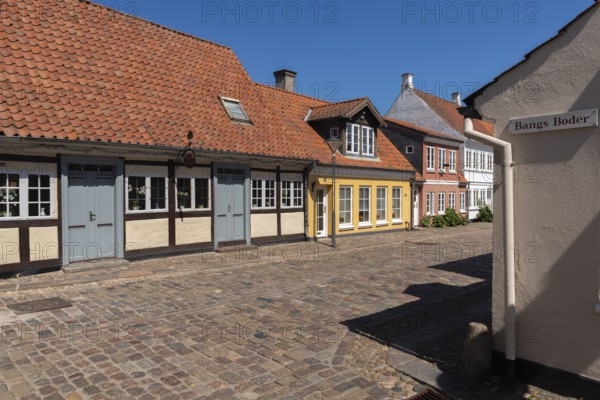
[509,109,598,134]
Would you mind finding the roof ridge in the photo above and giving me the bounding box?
[413,89,458,107]
[82,0,232,51]
[311,97,368,109]
[253,82,330,104]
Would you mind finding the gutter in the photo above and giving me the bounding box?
[464,118,516,381]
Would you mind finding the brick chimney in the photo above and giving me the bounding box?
[402,73,414,91]
[274,69,297,92]
[452,92,462,106]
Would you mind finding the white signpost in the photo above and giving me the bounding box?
[509,109,598,135]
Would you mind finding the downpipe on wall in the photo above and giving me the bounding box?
[464,118,516,382]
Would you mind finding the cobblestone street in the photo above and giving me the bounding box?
[1,224,500,399]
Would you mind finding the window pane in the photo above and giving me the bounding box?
[29,175,39,187]
[195,178,209,209]
[265,181,275,208]
[40,175,50,187]
[177,178,192,209]
[8,204,19,217]
[128,177,147,211]
[252,180,263,208]
[150,178,166,210]
[339,186,352,225]
[40,189,50,202]
[29,203,39,217]
[29,189,39,202]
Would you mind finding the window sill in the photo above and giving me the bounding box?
[376,221,389,227]
[339,224,355,231]
[391,220,404,225]
[358,223,373,229]
[251,207,276,211]
[126,209,168,214]
[177,208,211,212]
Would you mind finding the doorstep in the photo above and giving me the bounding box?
[62,259,130,274]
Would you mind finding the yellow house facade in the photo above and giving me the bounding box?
[308,170,413,239]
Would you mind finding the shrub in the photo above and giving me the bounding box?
[431,215,448,228]
[477,205,493,223]
[421,215,432,227]
[443,208,469,227]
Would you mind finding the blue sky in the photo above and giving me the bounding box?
[95,0,592,112]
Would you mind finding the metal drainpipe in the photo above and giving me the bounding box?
[464,118,516,381]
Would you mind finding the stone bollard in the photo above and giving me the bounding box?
[458,322,492,388]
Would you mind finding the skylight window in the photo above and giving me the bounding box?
[220,97,251,123]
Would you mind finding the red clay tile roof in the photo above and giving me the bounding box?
[384,117,464,143]
[413,90,495,136]
[307,98,369,121]
[0,0,319,161]
[0,0,414,173]
[256,85,414,171]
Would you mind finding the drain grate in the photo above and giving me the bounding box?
[407,388,451,400]
[7,297,72,315]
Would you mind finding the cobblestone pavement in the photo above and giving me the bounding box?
[0,224,572,399]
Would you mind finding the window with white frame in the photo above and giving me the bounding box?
[346,123,360,154]
[438,148,447,171]
[362,126,375,156]
[339,186,353,226]
[460,192,466,211]
[176,177,210,211]
[449,150,457,173]
[281,176,303,208]
[426,192,434,215]
[405,146,414,155]
[487,153,493,171]
[392,187,402,222]
[251,172,276,209]
[487,188,493,203]
[449,192,456,210]
[465,150,472,169]
[358,187,371,225]
[473,152,479,170]
[376,187,387,223]
[480,153,486,171]
[0,171,54,219]
[126,166,168,212]
[438,193,446,214]
[426,146,435,170]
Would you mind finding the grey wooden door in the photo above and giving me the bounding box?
[67,164,116,262]
[214,168,246,243]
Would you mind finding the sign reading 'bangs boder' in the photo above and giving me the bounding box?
[509,109,598,135]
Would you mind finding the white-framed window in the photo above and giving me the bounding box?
[465,150,472,169]
[339,186,353,227]
[426,146,435,171]
[460,192,466,212]
[487,153,493,171]
[346,123,360,154]
[281,180,303,208]
[362,126,375,156]
[376,187,387,224]
[126,166,168,213]
[358,187,371,226]
[330,127,339,139]
[480,153,486,171]
[220,96,251,123]
[449,192,456,210]
[426,192,434,215]
[405,146,414,155]
[392,187,402,222]
[487,188,493,203]
[438,193,446,214]
[438,148,447,171]
[473,152,479,170]
[449,150,457,173]
[176,167,211,211]
[251,171,276,210]
[480,189,486,206]
[0,170,54,220]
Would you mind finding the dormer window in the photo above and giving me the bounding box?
[346,123,375,157]
[220,96,251,124]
